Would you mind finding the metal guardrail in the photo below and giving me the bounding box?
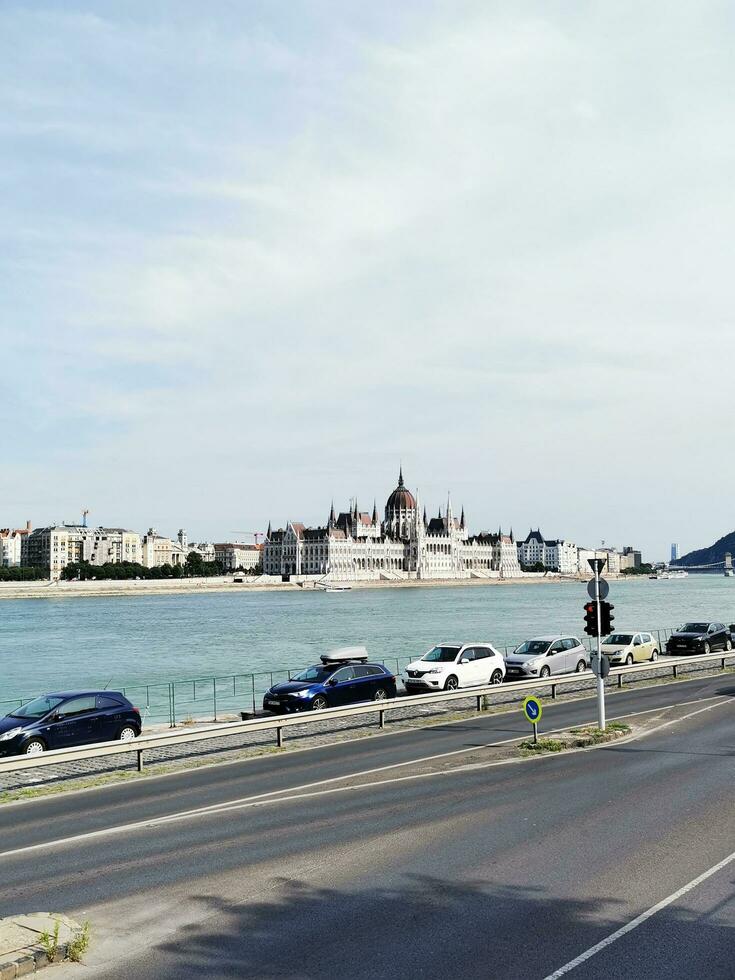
[0,650,732,777]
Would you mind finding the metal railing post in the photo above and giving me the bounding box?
[673,664,678,679]
[379,709,385,729]
[252,675,256,714]
[171,682,176,726]
[551,684,556,700]
[277,726,283,748]
[137,749,144,772]
[476,695,482,712]
[213,677,217,721]
[618,673,623,689]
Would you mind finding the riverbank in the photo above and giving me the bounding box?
[0,572,598,600]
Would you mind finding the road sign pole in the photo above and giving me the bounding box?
[533,721,538,744]
[594,560,606,730]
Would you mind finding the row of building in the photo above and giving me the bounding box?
[1,470,642,582]
[261,470,642,581]
[0,524,261,577]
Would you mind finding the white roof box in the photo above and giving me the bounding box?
[320,645,369,664]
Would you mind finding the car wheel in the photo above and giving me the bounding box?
[373,687,388,701]
[490,670,503,685]
[540,666,551,678]
[24,738,45,755]
[626,654,634,666]
[703,642,711,655]
[311,695,329,710]
[575,660,586,673]
[444,675,459,691]
[726,640,732,652]
[117,726,138,742]
[651,649,658,662]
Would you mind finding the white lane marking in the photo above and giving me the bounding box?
[542,846,735,979]
[0,697,729,862]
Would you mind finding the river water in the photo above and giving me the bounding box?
[2,577,734,705]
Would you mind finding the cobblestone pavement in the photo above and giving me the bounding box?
[1,659,729,795]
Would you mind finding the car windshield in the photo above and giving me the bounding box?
[9,695,65,720]
[514,640,550,655]
[291,665,335,683]
[421,646,460,662]
[604,634,634,645]
[680,623,709,633]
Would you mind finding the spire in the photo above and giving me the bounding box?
[510,526,514,543]
[438,506,443,519]
[329,501,336,525]
[354,497,358,518]
[423,506,428,527]
[398,465,404,488]
[460,506,465,529]
[446,493,454,522]
[266,520,272,538]
[372,499,378,523]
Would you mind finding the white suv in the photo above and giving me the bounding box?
[403,643,506,693]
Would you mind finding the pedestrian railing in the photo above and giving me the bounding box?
[0,649,732,777]
[0,625,705,728]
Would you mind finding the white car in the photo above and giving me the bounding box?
[403,642,506,693]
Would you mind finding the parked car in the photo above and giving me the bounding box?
[601,632,658,666]
[263,648,397,713]
[403,643,505,693]
[665,622,732,655]
[0,691,141,756]
[504,636,589,679]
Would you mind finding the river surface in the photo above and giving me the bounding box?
[2,576,734,706]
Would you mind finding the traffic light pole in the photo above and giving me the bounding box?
[594,562,606,730]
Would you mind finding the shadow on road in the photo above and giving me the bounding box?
[125,873,733,980]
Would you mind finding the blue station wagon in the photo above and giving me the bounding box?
[0,690,142,756]
[263,650,397,713]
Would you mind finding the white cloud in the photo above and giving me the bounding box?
[1,1,733,556]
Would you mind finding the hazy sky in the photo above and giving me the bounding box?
[2,2,733,561]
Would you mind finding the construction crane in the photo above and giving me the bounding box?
[230,531,266,544]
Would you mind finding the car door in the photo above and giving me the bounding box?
[326,665,357,706]
[49,695,98,748]
[713,623,728,650]
[472,647,493,684]
[567,638,587,670]
[639,633,653,661]
[456,648,476,687]
[351,664,378,702]
[631,634,645,663]
[95,695,126,741]
[546,639,567,674]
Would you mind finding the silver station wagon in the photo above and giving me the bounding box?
[504,635,589,679]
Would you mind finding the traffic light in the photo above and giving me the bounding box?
[584,601,599,637]
[599,601,614,635]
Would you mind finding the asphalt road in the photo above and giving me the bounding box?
[1,673,733,979]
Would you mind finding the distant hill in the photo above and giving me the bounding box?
[678,531,735,567]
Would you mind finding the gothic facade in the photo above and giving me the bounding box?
[263,469,521,581]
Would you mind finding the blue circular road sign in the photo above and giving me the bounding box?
[523,696,543,724]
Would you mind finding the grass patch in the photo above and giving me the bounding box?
[520,737,565,753]
[520,722,632,756]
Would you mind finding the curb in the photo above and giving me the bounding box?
[0,914,82,977]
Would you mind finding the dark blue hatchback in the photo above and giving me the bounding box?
[0,690,141,756]
[263,655,397,714]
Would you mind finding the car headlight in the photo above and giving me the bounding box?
[293,689,312,697]
[425,668,443,674]
[0,728,22,741]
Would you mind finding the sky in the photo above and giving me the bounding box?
[1,1,733,561]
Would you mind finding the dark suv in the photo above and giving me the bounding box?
[665,622,732,656]
[0,691,141,756]
[264,656,397,713]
